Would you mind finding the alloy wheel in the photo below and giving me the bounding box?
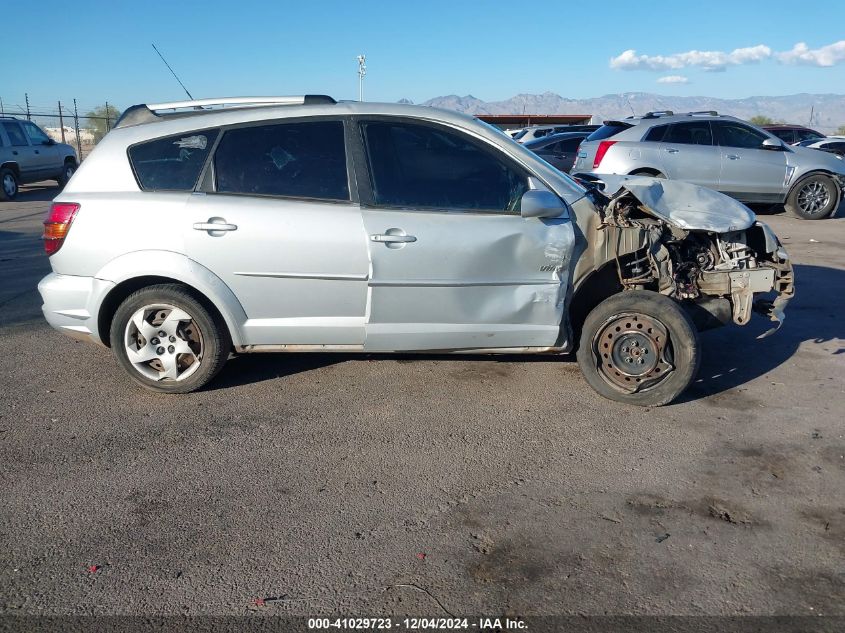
[796,180,831,215]
[124,304,204,382]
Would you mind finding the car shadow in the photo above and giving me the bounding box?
[12,184,61,203]
[680,263,844,403]
[210,264,842,403]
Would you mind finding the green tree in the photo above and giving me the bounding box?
[85,104,122,142]
[749,115,775,126]
[836,125,845,136]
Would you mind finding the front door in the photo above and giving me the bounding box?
[20,121,61,177]
[713,121,788,201]
[184,119,370,346]
[356,119,574,352]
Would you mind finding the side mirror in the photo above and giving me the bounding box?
[520,189,567,219]
[42,138,56,146]
[761,138,785,151]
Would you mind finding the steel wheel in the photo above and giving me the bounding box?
[124,303,204,382]
[593,312,674,393]
[796,180,831,216]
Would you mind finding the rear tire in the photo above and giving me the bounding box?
[57,160,77,188]
[785,174,840,220]
[0,167,18,201]
[109,284,231,393]
[576,290,700,406]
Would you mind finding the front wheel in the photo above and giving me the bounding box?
[785,174,840,219]
[576,290,700,406]
[110,284,231,393]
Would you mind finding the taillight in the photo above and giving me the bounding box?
[593,141,617,169]
[43,203,80,256]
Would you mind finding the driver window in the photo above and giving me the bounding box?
[362,121,528,214]
[22,121,50,145]
[714,122,769,149]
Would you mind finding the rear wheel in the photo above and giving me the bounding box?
[785,174,839,219]
[0,168,18,201]
[110,284,231,393]
[576,290,700,406]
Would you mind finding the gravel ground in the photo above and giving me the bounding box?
[1,184,843,624]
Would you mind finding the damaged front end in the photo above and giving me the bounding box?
[595,177,794,336]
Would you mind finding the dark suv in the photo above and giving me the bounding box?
[0,117,78,200]
[762,125,824,146]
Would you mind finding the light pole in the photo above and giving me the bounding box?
[357,55,367,102]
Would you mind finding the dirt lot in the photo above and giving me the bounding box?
[1,184,844,626]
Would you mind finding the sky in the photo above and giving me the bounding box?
[3,0,845,114]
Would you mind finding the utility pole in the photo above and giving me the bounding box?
[25,93,31,120]
[58,101,66,143]
[357,55,367,102]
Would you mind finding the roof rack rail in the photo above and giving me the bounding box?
[642,110,674,119]
[115,95,336,128]
[688,110,718,116]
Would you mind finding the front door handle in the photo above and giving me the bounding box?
[34,150,40,154]
[193,217,238,235]
[727,154,740,160]
[370,234,417,243]
[665,148,680,154]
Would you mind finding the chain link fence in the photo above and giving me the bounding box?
[0,94,120,161]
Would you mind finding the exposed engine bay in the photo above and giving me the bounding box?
[587,177,794,336]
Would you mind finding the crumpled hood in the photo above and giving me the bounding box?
[598,175,757,233]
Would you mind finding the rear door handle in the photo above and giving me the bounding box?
[370,233,416,244]
[665,148,680,154]
[193,217,238,234]
[727,154,740,160]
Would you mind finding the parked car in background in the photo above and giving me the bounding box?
[523,131,590,172]
[37,96,793,406]
[573,111,845,219]
[513,124,599,143]
[0,116,78,200]
[762,124,824,145]
[796,136,845,157]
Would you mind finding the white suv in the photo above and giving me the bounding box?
[37,96,793,406]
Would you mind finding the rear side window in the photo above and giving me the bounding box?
[2,122,29,147]
[129,130,218,191]
[643,125,668,142]
[796,129,823,142]
[586,122,633,142]
[664,121,713,146]
[362,121,527,213]
[214,121,348,201]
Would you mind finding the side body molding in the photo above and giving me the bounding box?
[93,250,248,346]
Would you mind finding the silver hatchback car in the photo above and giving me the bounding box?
[573,111,845,220]
[38,96,794,406]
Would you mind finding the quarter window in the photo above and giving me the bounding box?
[129,129,218,191]
[2,122,29,147]
[362,121,528,213]
[214,121,348,201]
[714,122,769,149]
[664,121,713,146]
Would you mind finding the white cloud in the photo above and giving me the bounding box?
[657,75,689,84]
[777,40,845,66]
[610,45,771,71]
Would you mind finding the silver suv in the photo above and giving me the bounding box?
[37,96,794,406]
[573,111,845,220]
[0,117,78,200]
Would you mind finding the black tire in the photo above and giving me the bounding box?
[630,169,666,178]
[784,174,840,220]
[57,160,77,188]
[109,284,231,394]
[0,167,19,201]
[576,290,700,406]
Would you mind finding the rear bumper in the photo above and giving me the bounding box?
[37,273,114,345]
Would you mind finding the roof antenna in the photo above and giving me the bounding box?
[152,43,194,100]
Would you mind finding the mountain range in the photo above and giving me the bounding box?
[414,92,845,132]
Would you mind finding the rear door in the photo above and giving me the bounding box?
[657,121,720,187]
[183,119,370,346]
[544,137,583,172]
[355,118,574,352]
[713,121,788,200]
[1,122,39,181]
